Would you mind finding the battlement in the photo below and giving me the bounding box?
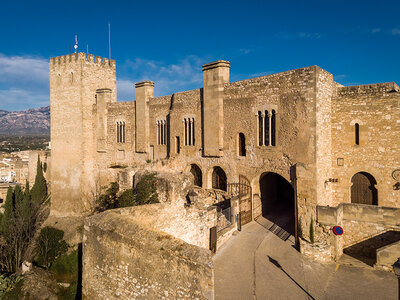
[50,52,116,69]
[337,82,399,96]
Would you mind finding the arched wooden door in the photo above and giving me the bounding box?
[239,175,252,225]
[351,172,378,205]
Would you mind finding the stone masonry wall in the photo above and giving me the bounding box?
[331,83,400,208]
[83,208,214,299]
[317,203,400,259]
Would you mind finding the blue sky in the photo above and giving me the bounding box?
[1,0,399,110]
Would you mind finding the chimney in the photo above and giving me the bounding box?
[135,81,154,153]
[202,60,230,157]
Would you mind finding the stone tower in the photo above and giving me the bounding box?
[50,53,116,216]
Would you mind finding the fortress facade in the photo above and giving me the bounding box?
[49,53,400,266]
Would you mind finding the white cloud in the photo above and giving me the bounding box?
[117,55,206,100]
[0,53,49,110]
[370,28,381,34]
[392,28,400,35]
[0,88,49,111]
[0,54,49,85]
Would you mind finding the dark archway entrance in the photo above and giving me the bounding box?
[260,172,295,235]
[351,172,378,205]
[212,167,227,191]
[190,164,202,187]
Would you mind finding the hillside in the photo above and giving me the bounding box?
[0,106,50,135]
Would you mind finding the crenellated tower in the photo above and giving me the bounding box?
[50,53,116,216]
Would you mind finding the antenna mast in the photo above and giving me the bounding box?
[108,22,111,60]
[74,35,78,53]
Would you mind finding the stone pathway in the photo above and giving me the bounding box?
[213,219,397,300]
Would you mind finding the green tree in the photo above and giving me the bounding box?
[1,187,15,236]
[35,227,68,269]
[21,181,31,221]
[30,156,47,205]
[0,158,49,274]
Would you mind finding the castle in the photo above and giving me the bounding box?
[49,53,400,271]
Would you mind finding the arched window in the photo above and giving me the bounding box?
[212,167,227,191]
[190,164,202,187]
[238,133,246,156]
[355,123,359,145]
[257,109,277,147]
[351,172,378,205]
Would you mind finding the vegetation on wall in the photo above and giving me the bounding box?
[95,173,159,213]
[135,173,159,205]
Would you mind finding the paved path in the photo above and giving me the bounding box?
[213,219,397,300]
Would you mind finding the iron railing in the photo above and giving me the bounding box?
[217,206,233,232]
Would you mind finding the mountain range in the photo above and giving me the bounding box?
[0,106,50,135]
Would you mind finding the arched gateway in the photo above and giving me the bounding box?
[259,172,295,235]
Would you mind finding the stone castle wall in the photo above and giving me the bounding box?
[83,209,214,300]
[331,82,400,207]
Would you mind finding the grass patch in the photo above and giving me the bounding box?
[50,250,78,283]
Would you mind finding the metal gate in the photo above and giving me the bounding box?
[239,175,252,225]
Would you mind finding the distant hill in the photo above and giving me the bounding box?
[0,106,50,135]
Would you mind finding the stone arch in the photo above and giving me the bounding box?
[351,172,378,205]
[212,166,227,191]
[190,164,203,187]
[259,172,295,235]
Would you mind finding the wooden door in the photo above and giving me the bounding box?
[351,172,377,205]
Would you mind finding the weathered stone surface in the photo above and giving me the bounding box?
[83,208,214,299]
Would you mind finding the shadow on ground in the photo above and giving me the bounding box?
[343,230,400,266]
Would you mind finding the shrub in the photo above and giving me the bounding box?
[118,189,135,208]
[0,274,23,299]
[50,250,78,282]
[96,182,119,212]
[135,173,159,205]
[51,250,79,299]
[35,226,68,269]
